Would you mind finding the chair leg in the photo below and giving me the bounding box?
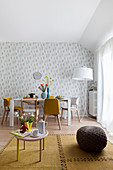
[71,110,73,119]
[16,116,18,125]
[61,108,63,121]
[43,115,48,127]
[18,110,21,117]
[57,115,61,130]
[37,108,40,121]
[14,116,18,125]
[5,111,9,122]
[33,108,39,127]
[76,109,80,122]
[43,115,47,122]
[1,109,6,125]
[43,114,45,121]
[17,110,21,124]
[5,111,9,121]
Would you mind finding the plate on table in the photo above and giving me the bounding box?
[30,133,41,138]
[56,96,64,100]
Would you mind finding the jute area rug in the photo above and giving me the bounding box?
[0,134,113,170]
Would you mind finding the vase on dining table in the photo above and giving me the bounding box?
[41,92,47,99]
[47,88,50,98]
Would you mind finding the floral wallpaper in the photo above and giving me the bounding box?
[0,43,94,117]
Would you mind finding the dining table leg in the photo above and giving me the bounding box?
[10,99,14,127]
[68,99,71,126]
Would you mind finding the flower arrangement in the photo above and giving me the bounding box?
[38,76,54,91]
[15,112,38,132]
[43,76,54,88]
[38,83,48,92]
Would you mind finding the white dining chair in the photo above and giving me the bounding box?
[21,99,39,126]
[61,97,80,122]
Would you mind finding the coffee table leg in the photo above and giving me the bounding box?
[40,139,42,161]
[24,141,26,150]
[43,138,45,150]
[17,139,19,161]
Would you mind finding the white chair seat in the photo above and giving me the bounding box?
[71,106,76,109]
[23,109,39,115]
[61,106,76,110]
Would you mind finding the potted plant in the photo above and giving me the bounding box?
[15,112,36,132]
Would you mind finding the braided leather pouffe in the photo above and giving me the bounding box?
[76,126,107,152]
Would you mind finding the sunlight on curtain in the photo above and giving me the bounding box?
[97,38,113,134]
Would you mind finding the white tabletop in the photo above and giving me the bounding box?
[13,97,70,101]
[15,129,48,141]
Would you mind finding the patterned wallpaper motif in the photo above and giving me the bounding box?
[0,43,94,116]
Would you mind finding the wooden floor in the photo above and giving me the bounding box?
[0,116,111,152]
[0,117,100,151]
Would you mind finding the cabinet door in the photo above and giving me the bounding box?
[89,91,97,116]
[89,92,93,115]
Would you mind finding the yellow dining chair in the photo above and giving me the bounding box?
[1,98,22,125]
[44,98,61,130]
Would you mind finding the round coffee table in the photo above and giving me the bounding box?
[15,130,48,162]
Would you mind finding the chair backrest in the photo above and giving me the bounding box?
[21,99,37,114]
[71,97,79,106]
[4,98,12,107]
[44,98,60,115]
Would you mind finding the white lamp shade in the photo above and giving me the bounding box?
[72,67,93,80]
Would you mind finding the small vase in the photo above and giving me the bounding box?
[47,88,50,98]
[26,122,33,132]
[41,92,47,99]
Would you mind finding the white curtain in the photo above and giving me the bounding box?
[97,37,113,133]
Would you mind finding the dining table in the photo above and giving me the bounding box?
[10,97,71,127]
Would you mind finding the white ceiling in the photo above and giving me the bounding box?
[1,0,113,52]
[0,0,100,43]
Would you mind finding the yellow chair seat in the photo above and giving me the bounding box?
[14,106,22,110]
[5,106,22,112]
